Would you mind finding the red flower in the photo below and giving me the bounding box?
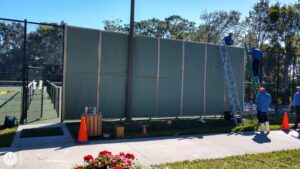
[114,166,124,169]
[119,152,125,156]
[74,166,83,169]
[125,153,135,160]
[99,150,112,156]
[92,160,98,166]
[84,155,93,162]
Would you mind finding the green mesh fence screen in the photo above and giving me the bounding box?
[64,26,244,119]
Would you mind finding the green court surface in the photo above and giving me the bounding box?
[26,87,60,124]
[0,86,59,125]
[0,85,22,125]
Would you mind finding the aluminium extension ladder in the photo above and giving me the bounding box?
[218,42,243,125]
[244,43,261,95]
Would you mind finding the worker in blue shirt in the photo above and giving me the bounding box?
[255,87,272,132]
[224,33,233,46]
[251,47,263,77]
[290,86,300,129]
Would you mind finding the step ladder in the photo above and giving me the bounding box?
[218,42,243,125]
[244,43,261,95]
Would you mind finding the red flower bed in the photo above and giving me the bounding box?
[73,150,135,169]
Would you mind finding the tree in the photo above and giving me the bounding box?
[103,19,125,32]
[267,3,300,88]
[195,10,241,44]
[103,16,196,40]
[27,22,64,81]
[246,0,270,48]
[0,22,24,80]
[133,18,167,37]
[164,15,196,39]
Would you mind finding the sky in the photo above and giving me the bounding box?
[0,0,298,30]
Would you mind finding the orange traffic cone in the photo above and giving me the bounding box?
[77,116,88,142]
[282,112,290,131]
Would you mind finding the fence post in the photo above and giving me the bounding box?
[21,19,28,124]
[292,54,296,95]
[41,81,44,118]
[275,53,280,115]
[58,87,62,118]
[61,24,65,123]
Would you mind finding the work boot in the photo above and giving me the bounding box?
[265,121,270,133]
[259,123,265,132]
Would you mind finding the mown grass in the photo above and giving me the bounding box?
[0,125,17,147]
[152,149,300,169]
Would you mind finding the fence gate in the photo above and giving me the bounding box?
[0,19,25,125]
[0,18,64,125]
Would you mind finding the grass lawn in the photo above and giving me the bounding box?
[0,126,17,147]
[20,127,64,138]
[153,149,300,169]
[65,113,295,140]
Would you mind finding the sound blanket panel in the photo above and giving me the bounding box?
[99,32,128,118]
[64,25,245,119]
[131,36,158,117]
[64,27,99,119]
[157,39,182,117]
[182,42,205,116]
[205,44,225,115]
[227,47,245,110]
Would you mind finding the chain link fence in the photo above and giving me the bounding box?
[244,50,300,115]
[0,18,64,125]
[0,20,25,125]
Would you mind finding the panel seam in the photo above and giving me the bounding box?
[203,44,207,117]
[96,32,102,112]
[155,38,160,117]
[180,41,185,116]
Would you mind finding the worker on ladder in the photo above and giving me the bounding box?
[250,47,263,79]
[224,33,234,46]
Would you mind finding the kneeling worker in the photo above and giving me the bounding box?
[255,87,272,132]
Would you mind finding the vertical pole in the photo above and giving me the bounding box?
[275,53,280,115]
[292,54,296,98]
[59,87,62,118]
[125,0,135,121]
[41,69,44,118]
[272,52,276,109]
[61,24,66,123]
[260,51,263,82]
[298,54,300,85]
[53,86,56,109]
[21,19,27,124]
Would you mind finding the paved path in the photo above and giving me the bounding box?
[1,129,300,169]
[10,123,74,148]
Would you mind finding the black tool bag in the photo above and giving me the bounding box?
[3,116,18,128]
